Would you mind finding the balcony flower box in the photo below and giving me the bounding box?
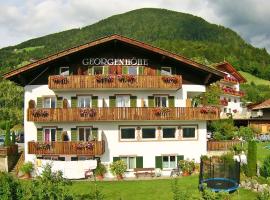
[31,109,49,118]
[153,107,171,115]
[200,106,217,114]
[52,75,68,84]
[117,74,136,83]
[80,108,96,117]
[220,99,228,106]
[36,143,51,150]
[233,109,237,113]
[95,74,114,83]
[76,142,94,150]
[162,76,178,84]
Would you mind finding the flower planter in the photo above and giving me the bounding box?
[116,174,123,180]
[96,175,104,180]
[182,171,190,176]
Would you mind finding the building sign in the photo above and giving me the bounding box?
[82,58,148,66]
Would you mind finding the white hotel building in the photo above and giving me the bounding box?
[4,35,224,178]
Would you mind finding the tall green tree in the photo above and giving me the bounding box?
[247,140,257,177]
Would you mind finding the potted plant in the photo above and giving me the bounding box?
[178,159,195,176]
[110,160,127,180]
[95,163,107,180]
[20,161,34,179]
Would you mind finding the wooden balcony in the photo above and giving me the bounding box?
[207,140,241,151]
[27,107,220,122]
[28,141,105,156]
[48,75,182,90]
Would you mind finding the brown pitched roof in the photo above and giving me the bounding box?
[3,34,224,79]
[252,99,270,110]
[214,61,246,83]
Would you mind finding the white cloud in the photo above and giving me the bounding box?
[0,0,269,51]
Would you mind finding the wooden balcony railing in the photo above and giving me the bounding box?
[0,145,18,156]
[207,140,242,151]
[28,107,220,122]
[48,75,182,90]
[28,141,105,156]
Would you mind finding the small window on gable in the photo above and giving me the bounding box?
[161,67,172,75]
[60,67,69,76]
[128,66,138,75]
[93,66,103,75]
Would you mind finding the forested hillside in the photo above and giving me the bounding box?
[0,8,270,127]
[1,8,270,80]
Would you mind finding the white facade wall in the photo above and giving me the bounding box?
[24,84,207,173]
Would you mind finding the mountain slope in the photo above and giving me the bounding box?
[1,8,270,80]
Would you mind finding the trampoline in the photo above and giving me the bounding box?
[199,156,240,193]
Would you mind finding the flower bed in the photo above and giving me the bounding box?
[95,74,114,83]
[52,75,68,84]
[31,110,49,118]
[223,76,238,83]
[76,142,94,150]
[117,74,136,83]
[200,106,217,114]
[79,108,96,117]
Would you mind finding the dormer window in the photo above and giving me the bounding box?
[161,67,172,75]
[59,67,69,76]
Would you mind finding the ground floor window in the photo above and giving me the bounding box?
[162,127,176,139]
[120,157,136,169]
[162,155,176,168]
[120,127,135,140]
[182,126,197,139]
[141,127,156,139]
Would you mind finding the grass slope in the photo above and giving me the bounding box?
[240,71,270,85]
[70,176,256,200]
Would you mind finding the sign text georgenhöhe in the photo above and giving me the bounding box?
[82,58,148,66]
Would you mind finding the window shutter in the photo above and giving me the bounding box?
[57,128,63,141]
[169,96,175,107]
[92,96,98,108]
[136,156,143,168]
[88,66,93,75]
[109,96,116,107]
[148,96,154,107]
[155,156,163,169]
[156,66,161,75]
[138,66,144,75]
[130,96,137,107]
[103,66,109,74]
[113,157,120,162]
[71,128,77,141]
[36,97,43,108]
[37,128,43,142]
[57,97,63,108]
[71,97,77,108]
[122,67,128,74]
[92,128,98,140]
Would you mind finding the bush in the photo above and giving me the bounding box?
[238,126,254,141]
[257,188,270,200]
[201,184,231,200]
[247,140,257,177]
[95,163,107,177]
[110,160,127,176]
[260,155,270,178]
[20,161,34,174]
[4,121,11,146]
[0,172,23,199]
[178,159,195,174]
[210,119,238,140]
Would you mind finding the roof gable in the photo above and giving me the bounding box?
[215,62,246,83]
[3,34,224,82]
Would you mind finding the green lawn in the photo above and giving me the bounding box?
[239,71,270,85]
[257,142,270,165]
[69,175,257,200]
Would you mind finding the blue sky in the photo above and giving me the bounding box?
[1,0,270,51]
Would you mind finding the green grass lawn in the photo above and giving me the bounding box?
[239,71,270,85]
[257,142,270,165]
[69,175,257,200]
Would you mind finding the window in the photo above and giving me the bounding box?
[162,127,176,139]
[116,95,130,107]
[78,127,91,141]
[163,155,176,168]
[155,96,168,107]
[224,108,227,113]
[142,128,156,139]
[120,128,135,140]
[128,66,138,75]
[161,67,172,75]
[59,67,69,76]
[120,157,136,169]
[78,96,91,108]
[44,128,56,142]
[182,127,196,139]
[43,97,56,108]
[234,98,237,103]
[228,98,231,102]
[93,66,103,74]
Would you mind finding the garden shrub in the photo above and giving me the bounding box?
[210,119,238,140]
[247,140,257,177]
[4,121,11,146]
[238,126,254,141]
[260,155,270,178]
[0,172,23,200]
